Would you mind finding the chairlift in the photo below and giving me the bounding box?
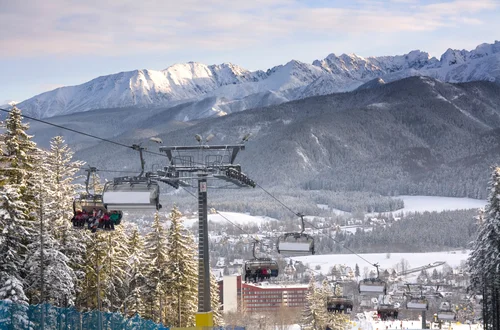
[377,295,399,320]
[406,296,428,310]
[277,214,315,256]
[358,264,387,294]
[102,145,161,211]
[404,284,429,310]
[327,296,353,314]
[327,282,353,314]
[71,167,123,231]
[244,240,279,283]
[359,298,374,310]
[437,301,456,321]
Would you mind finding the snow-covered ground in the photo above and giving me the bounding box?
[348,319,483,330]
[388,195,486,214]
[329,195,486,216]
[293,251,469,276]
[185,196,486,228]
[285,319,483,330]
[182,211,278,227]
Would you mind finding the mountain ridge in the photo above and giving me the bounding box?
[24,76,500,200]
[17,40,500,120]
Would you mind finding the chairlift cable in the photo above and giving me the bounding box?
[254,182,378,268]
[58,162,148,175]
[180,187,324,278]
[180,186,252,236]
[303,219,376,267]
[0,107,196,162]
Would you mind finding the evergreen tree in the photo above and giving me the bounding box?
[122,225,147,317]
[355,264,360,278]
[302,277,348,330]
[143,212,169,323]
[302,276,326,330]
[0,106,40,303]
[24,162,76,306]
[0,186,30,302]
[0,106,40,209]
[320,280,348,330]
[43,136,87,307]
[164,206,198,327]
[100,227,129,312]
[468,167,500,328]
[78,232,109,311]
[210,273,224,326]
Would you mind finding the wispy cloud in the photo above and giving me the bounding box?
[0,0,497,58]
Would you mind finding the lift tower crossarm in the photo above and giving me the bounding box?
[159,144,245,165]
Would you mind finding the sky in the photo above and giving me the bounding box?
[1,0,499,104]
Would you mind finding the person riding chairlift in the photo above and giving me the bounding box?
[109,211,120,226]
[102,212,112,230]
[73,210,83,227]
[80,210,89,227]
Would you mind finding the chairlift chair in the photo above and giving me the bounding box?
[103,177,161,210]
[244,240,279,282]
[437,302,456,321]
[359,298,374,310]
[277,214,315,256]
[358,264,387,295]
[327,282,353,314]
[377,295,399,320]
[102,145,161,211]
[327,296,353,314]
[406,297,429,310]
[404,284,429,310]
[70,167,123,231]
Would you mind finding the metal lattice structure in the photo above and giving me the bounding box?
[156,141,255,327]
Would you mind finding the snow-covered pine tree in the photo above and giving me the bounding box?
[210,273,224,326]
[302,275,327,330]
[164,206,197,328]
[100,227,129,313]
[143,211,169,323]
[0,106,41,215]
[43,136,88,307]
[468,167,500,328]
[122,225,147,317]
[0,106,40,303]
[78,231,109,311]
[24,159,76,306]
[321,280,348,330]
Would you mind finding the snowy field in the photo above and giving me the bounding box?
[387,195,486,214]
[182,211,278,227]
[285,318,483,330]
[329,195,486,216]
[292,251,469,275]
[182,196,486,228]
[348,319,483,330]
[286,312,483,330]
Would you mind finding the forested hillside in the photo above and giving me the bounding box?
[24,76,500,200]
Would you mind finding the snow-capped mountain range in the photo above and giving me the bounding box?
[17,41,500,119]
